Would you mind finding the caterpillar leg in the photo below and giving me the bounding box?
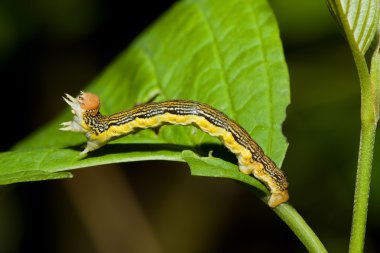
[80,140,105,156]
[238,158,288,208]
[60,121,85,132]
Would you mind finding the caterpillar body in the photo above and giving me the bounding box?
[60,92,289,207]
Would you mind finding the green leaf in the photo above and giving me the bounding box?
[182,150,268,194]
[327,0,380,54]
[2,0,289,184]
[0,147,184,184]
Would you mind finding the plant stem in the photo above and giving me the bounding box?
[349,120,376,252]
[348,38,378,252]
[274,204,328,253]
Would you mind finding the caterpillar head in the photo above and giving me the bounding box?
[60,92,100,133]
[77,92,100,116]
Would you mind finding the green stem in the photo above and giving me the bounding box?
[348,33,378,253]
[274,204,328,253]
[349,121,376,252]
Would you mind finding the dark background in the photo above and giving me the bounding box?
[1,0,379,252]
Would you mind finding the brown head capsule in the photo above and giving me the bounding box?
[78,92,100,116]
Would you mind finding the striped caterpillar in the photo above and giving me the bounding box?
[60,92,289,207]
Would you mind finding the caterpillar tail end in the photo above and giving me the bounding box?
[268,190,289,208]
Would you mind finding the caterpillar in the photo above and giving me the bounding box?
[60,92,289,207]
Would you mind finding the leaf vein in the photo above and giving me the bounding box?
[356,0,370,51]
[245,0,274,154]
[195,3,237,119]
